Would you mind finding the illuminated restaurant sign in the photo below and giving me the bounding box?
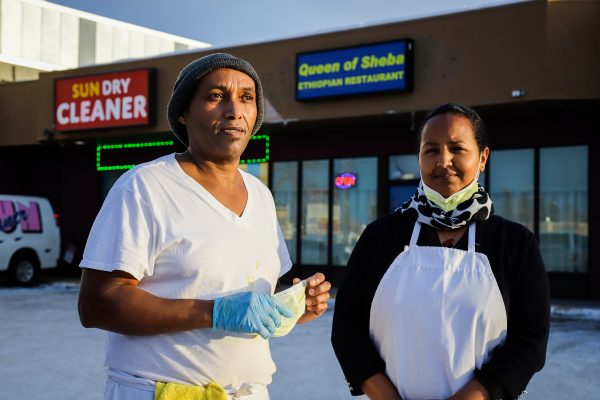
[54,69,154,131]
[296,39,413,100]
[335,173,357,189]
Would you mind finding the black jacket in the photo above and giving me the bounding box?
[331,211,550,399]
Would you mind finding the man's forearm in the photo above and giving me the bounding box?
[78,269,213,335]
[80,284,213,335]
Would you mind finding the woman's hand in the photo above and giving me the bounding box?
[361,372,402,400]
[448,379,490,400]
[295,273,331,324]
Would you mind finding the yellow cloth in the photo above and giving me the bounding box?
[154,381,228,400]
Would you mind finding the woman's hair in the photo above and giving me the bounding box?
[417,103,488,151]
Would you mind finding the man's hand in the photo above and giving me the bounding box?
[295,272,331,324]
[212,292,292,339]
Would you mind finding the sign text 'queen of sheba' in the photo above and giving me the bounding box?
[54,69,154,131]
[296,39,413,100]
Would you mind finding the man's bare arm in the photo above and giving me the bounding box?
[78,269,213,335]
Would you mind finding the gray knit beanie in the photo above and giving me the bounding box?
[167,52,264,146]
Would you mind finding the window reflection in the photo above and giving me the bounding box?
[389,185,418,214]
[333,158,377,266]
[489,149,534,231]
[539,146,588,273]
[389,154,419,180]
[301,160,329,265]
[239,163,269,186]
[101,170,126,199]
[272,162,298,263]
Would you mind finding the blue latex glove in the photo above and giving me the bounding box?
[212,292,293,339]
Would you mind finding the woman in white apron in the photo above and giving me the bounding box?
[332,103,550,400]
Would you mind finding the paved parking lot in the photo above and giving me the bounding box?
[1,282,599,399]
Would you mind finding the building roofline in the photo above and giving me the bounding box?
[22,0,211,47]
[204,0,534,48]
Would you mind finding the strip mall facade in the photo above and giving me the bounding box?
[1,0,598,298]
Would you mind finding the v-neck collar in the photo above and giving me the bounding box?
[169,153,252,224]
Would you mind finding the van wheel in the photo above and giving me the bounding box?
[8,256,39,286]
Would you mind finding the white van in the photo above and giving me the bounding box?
[0,194,61,285]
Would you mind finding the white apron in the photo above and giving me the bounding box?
[369,222,507,400]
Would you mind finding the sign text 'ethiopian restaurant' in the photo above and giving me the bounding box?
[296,39,413,101]
[54,69,154,131]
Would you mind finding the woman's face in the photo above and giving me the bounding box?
[419,113,489,198]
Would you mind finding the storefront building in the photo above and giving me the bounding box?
[0,0,598,297]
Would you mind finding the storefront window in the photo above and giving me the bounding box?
[333,158,377,266]
[301,160,329,265]
[539,146,588,273]
[239,163,269,186]
[389,155,419,212]
[488,149,534,231]
[101,170,126,199]
[389,154,419,180]
[272,162,298,263]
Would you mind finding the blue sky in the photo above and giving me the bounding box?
[48,0,527,47]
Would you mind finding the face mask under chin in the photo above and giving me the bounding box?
[421,155,483,213]
[422,177,480,213]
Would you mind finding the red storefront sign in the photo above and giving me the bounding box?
[335,173,357,189]
[54,69,153,131]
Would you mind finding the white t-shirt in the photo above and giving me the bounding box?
[80,153,292,389]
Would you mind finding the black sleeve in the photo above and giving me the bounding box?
[475,368,511,400]
[479,227,551,399]
[331,223,387,396]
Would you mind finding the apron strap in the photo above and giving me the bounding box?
[409,222,422,246]
[468,223,476,252]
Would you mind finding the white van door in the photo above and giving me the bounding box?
[0,195,61,285]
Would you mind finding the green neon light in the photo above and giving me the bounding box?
[96,140,175,171]
[96,134,269,172]
[240,134,270,164]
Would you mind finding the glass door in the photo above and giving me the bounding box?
[389,181,419,213]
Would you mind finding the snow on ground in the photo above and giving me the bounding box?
[550,304,600,322]
[1,283,599,399]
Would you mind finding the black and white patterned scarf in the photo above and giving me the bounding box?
[397,183,494,230]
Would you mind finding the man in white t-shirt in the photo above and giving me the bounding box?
[78,53,331,400]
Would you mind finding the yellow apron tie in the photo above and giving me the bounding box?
[154,381,228,400]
